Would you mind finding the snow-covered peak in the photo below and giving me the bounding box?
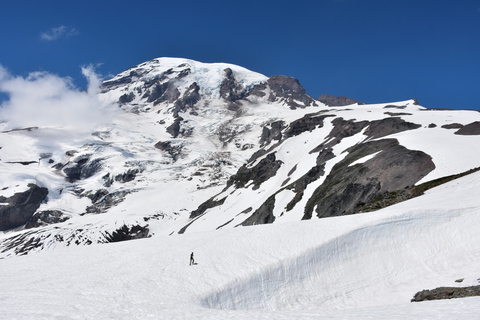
[103,57,268,100]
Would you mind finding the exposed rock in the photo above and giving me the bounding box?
[384,112,412,116]
[267,75,316,108]
[114,168,142,183]
[303,139,435,219]
[166,116,184,138]
[284,164,328,212]
[365,117,421,140]
[147,81,181,105]
[241,195,276,226]
[247,82,267,98]
[318,94,362,106]
[220,68,246,102]
[455,121,480,135]
[227,153,283,190]
[412,285,480,302]
[154,141,183,161]
[442,123,463,129]
[25,210,70,229]
[260,120,285,146]
[85,190,131,214]
[104,224,149,242]
[100,69,146,92]
[63,155,104,183]
[0,184,49,231]
[384,105,407,109]
[284,113,334,138]
[190,196,227,219]
[119,92,135,104]
[311,118,369,152]
[5,161,37,165]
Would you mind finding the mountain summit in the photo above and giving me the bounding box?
[1,57,480,256]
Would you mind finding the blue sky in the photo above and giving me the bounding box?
[1,0,479,110]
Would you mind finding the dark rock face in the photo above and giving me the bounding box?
[104,224,149,242]
[171,82,200,116]
[311,118,369,152]
[227,153,283,190]
[102,169,141,187]
[241,195,276,226]
[154,141,183,161]
[455,121,480,135]
[25,210,70,229]
[318,94,362,106]
[190,197,227,219]
[85,189,131,214]
[220,68,246,103]
[412,285,480,302]
[267,75,317,108]
[0,184,49,231]
[247,82,267,98]
[119,92,135,104]
[442,123,463,129]
[146,82,180,105]
[365,117,421,140]
[166,117,182,138]
[303,139,435,219]
[284,164,329,212]
[284,113,333,138]
[63,155,104,183]
[260,121,285,146]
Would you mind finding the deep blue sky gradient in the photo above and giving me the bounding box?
[1,0,479,109]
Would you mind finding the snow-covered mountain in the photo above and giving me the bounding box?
[1,57,480,258]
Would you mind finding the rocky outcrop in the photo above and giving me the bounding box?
[284,113,333,138]
[267,75,317,108]
[104,224,149,242]
[442,123,463,129]
[154,141,184,161]
[412,285,480,302]
[0,184,49,231]
[303,139,435,219]
[25,210,70,229]
[227,153,283,190]
[241,195,276,226]
[455,121,480,135]
[364,117,421,139]
[85,189,132,214]
[260,121,285,146]
[63,154,104,183]
[220,68,246,103]
[318,94,362,106]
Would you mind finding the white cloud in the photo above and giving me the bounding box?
[40,25,79,41]
[0,65,116,133]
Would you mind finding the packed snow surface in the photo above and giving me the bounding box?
[1,170,479,319]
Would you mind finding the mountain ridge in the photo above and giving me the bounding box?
[1,57,480,257]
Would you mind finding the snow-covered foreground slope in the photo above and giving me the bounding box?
[1,170,479,319]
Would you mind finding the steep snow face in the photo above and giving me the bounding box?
[1,57,480,258]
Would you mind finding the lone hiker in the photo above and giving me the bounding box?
[190,252,194,266]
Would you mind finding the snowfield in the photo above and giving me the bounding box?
[1,170,479,319]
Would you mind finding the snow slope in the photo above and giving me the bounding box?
[1,170,479,319]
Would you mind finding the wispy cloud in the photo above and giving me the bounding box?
[40,25,79,41]
[0,65,116,133]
